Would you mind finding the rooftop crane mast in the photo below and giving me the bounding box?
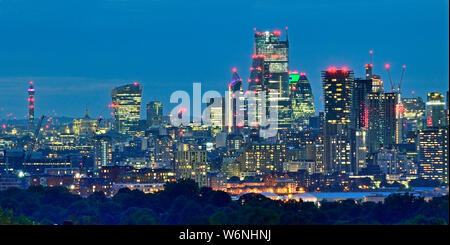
[384,63,407,93]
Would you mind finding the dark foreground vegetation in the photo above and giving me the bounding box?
[0,179,448,225]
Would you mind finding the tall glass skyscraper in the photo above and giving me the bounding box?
[289,72,315,125]
[111,83,142,135]
[251,29,291,131]
[322,67,353,174]
[227,68,245,132]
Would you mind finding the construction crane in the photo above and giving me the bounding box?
[398,65,406,92]
[384,63,407,92]
[25,115,45,162]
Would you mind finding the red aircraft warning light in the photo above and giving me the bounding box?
[232,67,237,73]
[327,67,337,73]
[385,63,390,69]
[341,66,349,73]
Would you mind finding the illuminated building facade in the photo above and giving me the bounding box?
[253,29,292,131]
[351,78,372,130]
[111,83,142,135]
[93,135,113,171]
[383,92,398,146]
[28,81,35,129]
[175,150,209,187]
[207,97,225,130]
[146,101,163,128]
[426,92,446,127]
[247,55,266,128]
[403,97,425,132]
[289,72,315,125]
[242,144,287,173]
[367,92,385,153]
[72,108,98,137]
[418,127,448,184]
[322,67,353,174]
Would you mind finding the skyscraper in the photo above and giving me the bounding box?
[227,68,245,132]
[27,81,35,129]
[403,96,425,132]
[350,77,372,174]
[367,92,385,153]
[111,83,142,135]
[426,92,446,127]
[251,29,291,131]
[175,150,210,187]
[418,127,448,184]
[383,92,398,147]
[146,101,163,128]
[289,72,315,125]
[322,67,353,174]
[247,55,266,128]
[351,78,372,130]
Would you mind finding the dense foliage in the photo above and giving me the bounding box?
[0,180,448,225]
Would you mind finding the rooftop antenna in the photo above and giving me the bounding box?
[285,26,289,43]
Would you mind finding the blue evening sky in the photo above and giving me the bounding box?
[0,0,448,119]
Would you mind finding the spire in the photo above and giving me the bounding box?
[230,68,242,85]
[85,107,89,119]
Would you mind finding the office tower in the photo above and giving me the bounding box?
[322,67,353,174]
[289,72,316,125]
[367,92,385,153]
[383,92,398,146]
[426,92,446,127]
[403,96,426,132]
[227,68,245,132]
[252,29,292,131]
[349,78,372,173]
[175,150,210,187]
[351,78,372,130]
[418,127,448,184]
[111,83,142,135]
[146,101,163,128]
[207,97,225,130]
[247,55,266,128]
[93,135,113,171]
[28,81,35,129]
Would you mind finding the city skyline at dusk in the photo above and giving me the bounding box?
[0,0,448,119]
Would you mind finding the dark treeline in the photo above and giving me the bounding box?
[0,179,448,225]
